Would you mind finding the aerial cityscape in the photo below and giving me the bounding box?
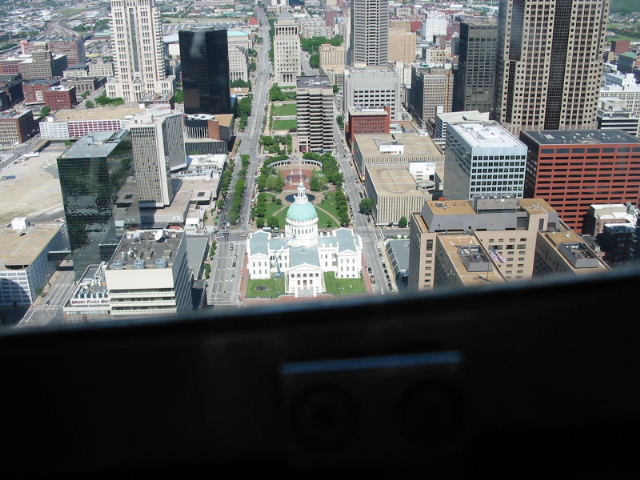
[0,0,639,327]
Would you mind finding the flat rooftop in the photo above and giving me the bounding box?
[449,122,525,149]
[521,129,640,145]
[438,234,506,287]
[0,222,63,270]
[107,230,184,271]
[348,106,388,116]
[355,133,443,158]
[437,110,489,123]
[367,164,425,196]
[426,199,476,216]
[60,130,129,159]
[47,106,145,122]
[296,75,331,89]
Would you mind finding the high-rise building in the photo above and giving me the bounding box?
[349,0,389,66]
[130,110,186,208]
[296,76,334,153]
[273,11,301,86]
[388,29,417,63]
[453,22,498,113]
[494,0,609,135]
[520,129,640,233]
[57,130,134,279]
[106,0,174,102]
[179,27,232,115]
[408,65,454,127]
[444,121,527,201]
[408,197,607,291]
[343,65,402,121]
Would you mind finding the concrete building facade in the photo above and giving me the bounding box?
[296,76,334,153]
[349,0,389,66]
[388,30,417,63]
[364,164,430,225]
[494,0,609,134]
[408,65,454,127]
[129,110,186,208]
[0,220,69,306]
[408,197,607,291]
[106,0,174,102]
[343,65,402,121]
[0,110,38,145]
[273,11,301,86]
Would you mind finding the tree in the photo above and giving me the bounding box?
[256,217,265,229]
[398,216,408,228]
[85,100,95,108]
[336,115,344,129]
[39,106,51,118]
[309,53,319,68]
[267,216,280,230]
[174,89,184,103]
[359,198,373,216]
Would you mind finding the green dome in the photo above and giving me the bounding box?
[286,182,318,222]
[287,201,318,222]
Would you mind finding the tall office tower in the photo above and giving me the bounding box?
[494,0,609,135]
[179,27,232,115]
[273,12,301,86]
[520,129,640,233]
[349,0,389,66]
[106,0,174,102]
[57,130,133,280]
[452,22,498,113]
[408,65,454,128]
[296,76,334,153]
[388,29,417,63]
[130,110,186,208]
[443,121,527,201]
[343,65,401,121]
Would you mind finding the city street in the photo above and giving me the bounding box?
[208,8,272,307]
[332,122,390,295]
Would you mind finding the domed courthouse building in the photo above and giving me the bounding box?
[247,183,363,297]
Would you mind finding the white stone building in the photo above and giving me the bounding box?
[247,183,363,297]
[273,11,301,86]
[106,0,175,102]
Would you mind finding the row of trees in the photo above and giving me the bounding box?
[300,35,341,55]
[227,155,251,224]
[237,95,252,130]
[333,188,351,227]
[257,155,287,192]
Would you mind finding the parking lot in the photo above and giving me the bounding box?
[0,143,65,224]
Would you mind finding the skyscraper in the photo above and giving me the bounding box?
[106,0,174,102]
[57,130,133,279]
[453,22,498,113]
[179,27,232,115]
[349,0,389,66]
[494,0,609,134]
[296,75,334,153]
[130,110,186,208]
[273,11,301,86]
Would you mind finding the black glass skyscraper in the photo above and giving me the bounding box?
[179,27,232,115]
[57,131,134,279]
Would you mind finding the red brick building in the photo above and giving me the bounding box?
[0,110,38,145]
[520,130,640,233]
[345,106,390,150]
[43,85,77,110]
[23,79,60,104]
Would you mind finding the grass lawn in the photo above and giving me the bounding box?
[246,277,286,298]
[272,119,297,131]
[273,103,296,116]
[315,208,338,229]
[323,272,366,295]
[317,190,343,221]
